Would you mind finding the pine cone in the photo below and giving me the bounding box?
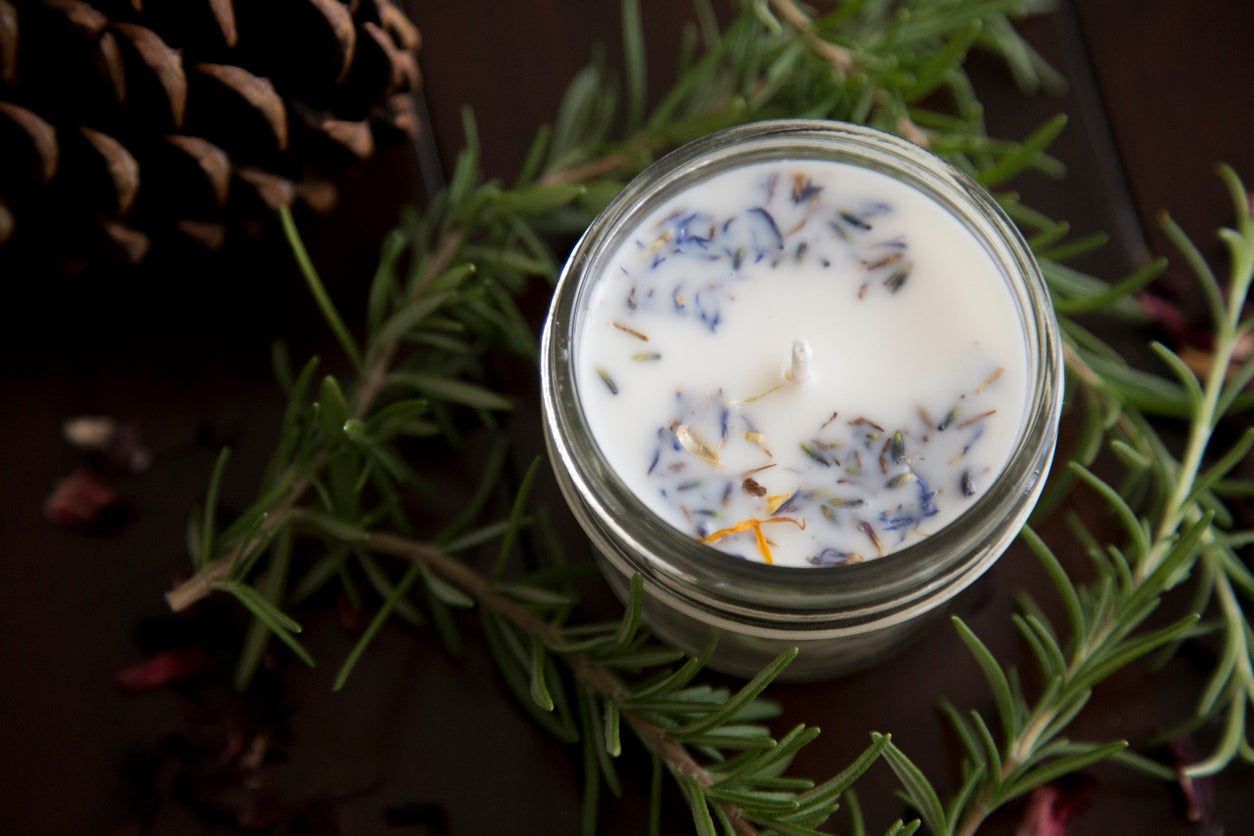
[0,0,421,268]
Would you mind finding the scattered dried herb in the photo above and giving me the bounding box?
[611,321,650,341]
[741,477,767,496]
[800,441,831,466]
[595,366,619,395]
[856,519,884,555]
[957,409,996,429]
[676,424,720,466]
[883,261,911,293]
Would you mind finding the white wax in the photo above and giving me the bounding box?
[577,160,1029,567]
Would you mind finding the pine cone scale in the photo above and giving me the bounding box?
[163,134,231,206]
[112,22,187,127]
[308,0,357,82]
[1,0,422,268]
[209,0,238,48]
[0,101,59,182]
[193,63,289,152]
[0,1,17,84]
[79,126,139,214]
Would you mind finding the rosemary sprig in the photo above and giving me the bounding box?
[329,525,888,834]
[159,1,1254,833]
[903,168,1254,836]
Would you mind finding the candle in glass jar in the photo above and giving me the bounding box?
[576,159,1029,568]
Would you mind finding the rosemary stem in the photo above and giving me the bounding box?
[1144,281,1243,563]
[955,258,1252,835]
[769,0,931,149]
[164,227,464,613]
[539,149,638,187]
[362,530,759,835]
[354,227,466,416]
[165,466,314,611]
[165,117,692,616]
[768,0,855,74]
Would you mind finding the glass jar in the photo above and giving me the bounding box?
[540,120,1063,680]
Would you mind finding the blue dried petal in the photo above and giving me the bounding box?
[776,490,808,514]
[791,177,824,205]
[838,211,872,231]
[961,426,985,456]
[748,207,785,251]
[916,474,939,517]
[694,290,721,332]
[860,200,892,217]
[878,511,916,532]
[808,548,851,567]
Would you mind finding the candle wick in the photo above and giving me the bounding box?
[786,339,812,384]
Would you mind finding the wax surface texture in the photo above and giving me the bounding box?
[577,160,1029,567]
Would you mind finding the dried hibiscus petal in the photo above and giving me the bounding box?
[1170,735,1215,824]
[115,648,212,693]
[1015,774,1095,836]
[43,467,129,530]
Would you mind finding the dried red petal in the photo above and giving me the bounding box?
[115,648,212,693]
[43,467,127,529]
[1138,292,1191,342]
[1170,735,1215,824]
[1015,774,1095,836]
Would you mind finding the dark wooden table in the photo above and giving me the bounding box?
[2,1,1252,833]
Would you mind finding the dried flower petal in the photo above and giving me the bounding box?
[63,415,152,473]
[115,648,212,693]
[676,424,720,466]
[701,516,805,564]
[1170,735,1214,824]
[1015,775,1095,836]
[43,468,128,530]
[63,415,116,450]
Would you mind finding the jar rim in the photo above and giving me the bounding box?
[541,119,1063,627]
